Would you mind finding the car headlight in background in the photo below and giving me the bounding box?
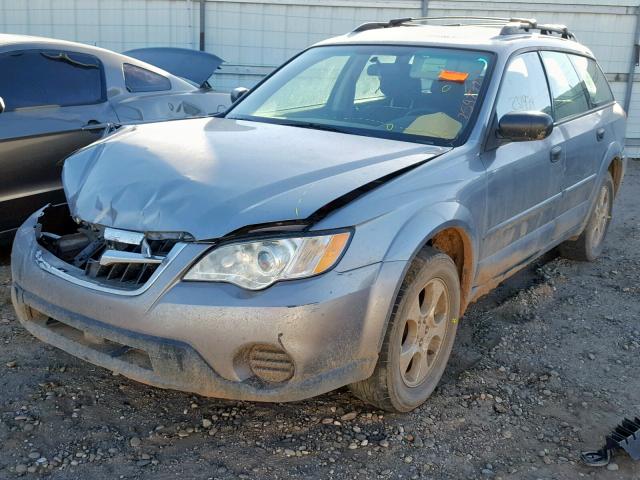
[184,231,351,290]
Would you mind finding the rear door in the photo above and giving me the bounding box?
[0,49,117,235]
[477,51,564,286]
[539,51,603,238]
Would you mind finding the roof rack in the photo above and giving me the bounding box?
[351,16,576,40]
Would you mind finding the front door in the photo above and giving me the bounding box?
[477,51,564,286]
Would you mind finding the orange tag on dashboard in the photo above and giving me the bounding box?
[438,70,469,83]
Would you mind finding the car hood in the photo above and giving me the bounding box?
[62,117,449,240]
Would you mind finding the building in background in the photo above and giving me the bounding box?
[2,0,639,154]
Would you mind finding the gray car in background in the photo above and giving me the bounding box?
[0,34,229,240]
[11,18,626,412]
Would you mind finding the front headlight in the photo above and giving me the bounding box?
[184,231,351,290]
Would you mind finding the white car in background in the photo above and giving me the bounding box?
[0,34,230,240]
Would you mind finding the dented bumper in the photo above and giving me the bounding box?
[11,211,406,402]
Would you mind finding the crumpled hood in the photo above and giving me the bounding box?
[62,117,449,240]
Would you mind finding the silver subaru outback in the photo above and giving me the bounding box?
[11,17,626,412]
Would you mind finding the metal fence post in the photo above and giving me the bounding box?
[623,5,640,114]
[422,0,429,16]
[199,0,206,51]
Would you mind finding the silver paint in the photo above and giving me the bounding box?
[10,26,628,402]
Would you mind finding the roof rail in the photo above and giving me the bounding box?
[499,20,575,40]
[351,17,412,33]
[351,16,576,40]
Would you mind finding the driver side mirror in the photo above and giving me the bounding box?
[497,111,554,142]
[230,87,249,103]
[0,97,5,114]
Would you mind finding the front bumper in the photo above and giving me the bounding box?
[11,211,407,402]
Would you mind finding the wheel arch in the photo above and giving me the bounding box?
[608,156,624,196]
[600,141,625,197]
[427,226,474,316]
[383,203,480,317]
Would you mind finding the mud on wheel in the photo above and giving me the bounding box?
[349,246,461,412]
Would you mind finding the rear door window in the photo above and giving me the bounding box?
[0,50,105,111]
[568,55,614,107]
[123,63,171,92]
[495,52,552,120]
[540,51,590,121]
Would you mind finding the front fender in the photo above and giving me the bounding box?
[315,196,480,311]
[353,202,480,356]
[316,198,480,276]
[382,202,480,316]
[383,201,480,266]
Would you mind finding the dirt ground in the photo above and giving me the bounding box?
[0,162,639,480]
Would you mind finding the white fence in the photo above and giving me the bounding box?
[427,0,640,152]
[2,0,639,152]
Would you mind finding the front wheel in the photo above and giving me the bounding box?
[349,247,460,412]
[559,172,614,262]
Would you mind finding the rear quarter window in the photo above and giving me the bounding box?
[0,50,105,110]
[568,55,614,107]
[123,63,171,93]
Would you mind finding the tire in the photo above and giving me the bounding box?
[559,172,614,262]
[349,247,461,412]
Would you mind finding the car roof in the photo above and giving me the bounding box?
[0,33,198,89]
[0,33,120,56]
[314,23,594,58]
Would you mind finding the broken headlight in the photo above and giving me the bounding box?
[184,231,351,290]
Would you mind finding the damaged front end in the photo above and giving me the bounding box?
[34,203,192,292]
[8,114,450,401]
[59,117,448,240]
[11,199,402,402]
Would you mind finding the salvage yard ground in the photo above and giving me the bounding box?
[0,161,639,480]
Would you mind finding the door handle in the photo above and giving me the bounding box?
[550,145,563,163]
[82,120,111,131]
[82,121,120,137]
[596,127,605,141]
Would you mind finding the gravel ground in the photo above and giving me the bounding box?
[0,162,639,480]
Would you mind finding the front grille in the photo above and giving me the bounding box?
[35,205,184,292]
[83,238,178,289]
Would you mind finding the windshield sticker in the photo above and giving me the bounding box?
[476,57,489,73]
[458,77,483,122]
[438,70,469,83]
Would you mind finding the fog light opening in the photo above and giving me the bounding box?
[248,344,295,383]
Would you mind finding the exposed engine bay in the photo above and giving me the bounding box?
[35,204,189,289]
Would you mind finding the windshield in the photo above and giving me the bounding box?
[226,45,493,146]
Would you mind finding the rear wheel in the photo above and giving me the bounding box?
[559,172,614,262]
[349,247,460,412]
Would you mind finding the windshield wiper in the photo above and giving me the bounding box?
[268,119,350,134]
[227,114,353,133]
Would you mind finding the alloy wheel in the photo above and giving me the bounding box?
[399,278,450,387]
[592,185,610,247]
